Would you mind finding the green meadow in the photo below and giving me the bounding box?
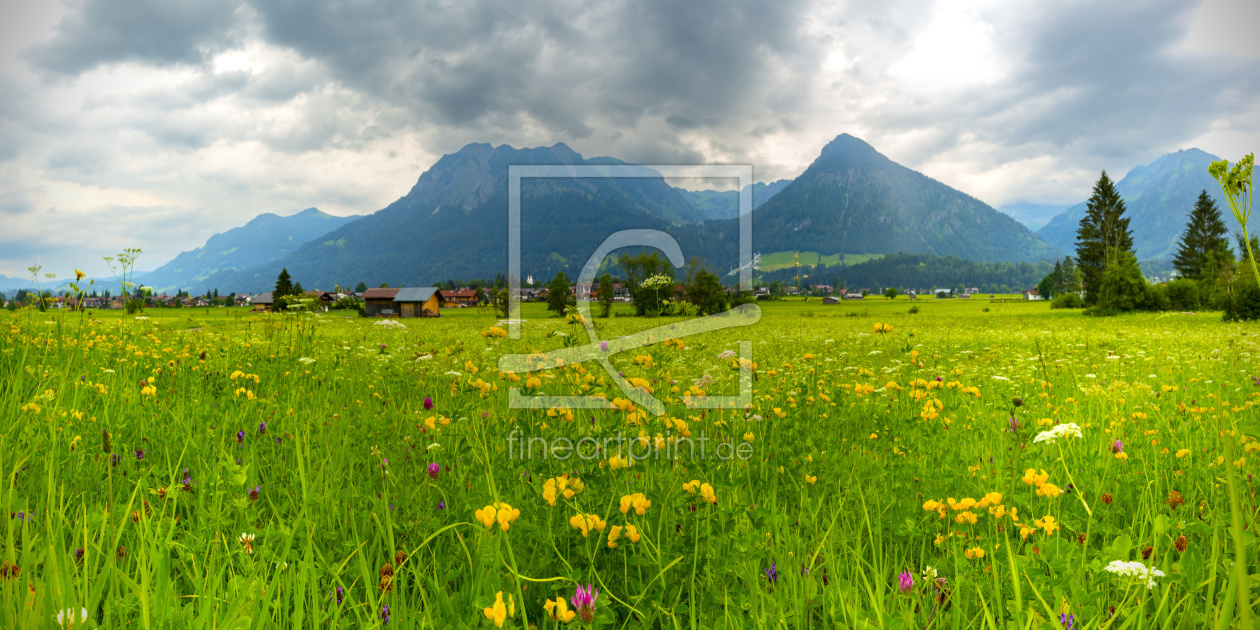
[1,299,1257,628]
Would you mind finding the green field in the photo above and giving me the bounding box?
[757,251,884,271]
[2,301,1258,628]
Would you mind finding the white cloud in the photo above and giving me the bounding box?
[0,0,1256,278]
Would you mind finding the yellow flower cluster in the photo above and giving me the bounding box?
[619,493,651,515]
[474,503,520,532]
[544,597,576,622]
[873,322,893,333]
[483,591,515,628]
[542,474,584,506]
[546,407,574,422]
[964,546,985,559]
[569,513,607,537]
[921,492,1008,521]
[481,326,507,338]
[682,480,717,504]
[607,524,641,548]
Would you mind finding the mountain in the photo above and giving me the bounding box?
[998,203,1072,231]
[678,179,792,221]
[726,134,1060,263]
[139,208,360,293]
[198,143,700,292]
[198,135,1061,293]
[1036,149,1224,260]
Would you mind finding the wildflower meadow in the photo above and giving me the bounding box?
[1,299,1258,629]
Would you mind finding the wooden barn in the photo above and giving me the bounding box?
[393,287,445,317]
[252,292,274,312]
[362,288,401,316]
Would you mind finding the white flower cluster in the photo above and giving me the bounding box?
[1033,423,1082,444]
[298,357,316,364]
[717,350,736,359]
[1104,560,1165,590]
[497,319,528,327]
[373,320,407,329]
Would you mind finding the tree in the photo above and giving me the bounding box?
[292,281,305,296]
[1173,190,1231,281]
[1037,273,1055,300]
[686,268,727,315]
[884,287,898,299]
[1076,171,1134,305]
[597,273,615,318]
[355,281,367,293]
[618,251,674,315]
[546,271,572,315]
[1056,257,1080,295]
[379,282,389,288]
[275,268,294,298]
[1096,251,1148,312]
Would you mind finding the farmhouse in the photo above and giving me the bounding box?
[252,292,274,311]
[822,296,840,305]
[844,292,864,300]
[394,287,446,317]
[361,288,400,316]
[442,289,478,307]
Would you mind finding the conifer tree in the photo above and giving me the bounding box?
[274,268,293,297]
[1075,171,1134,305]
[1172,190,1230,281]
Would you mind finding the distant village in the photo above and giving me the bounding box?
[2,278,1060,316]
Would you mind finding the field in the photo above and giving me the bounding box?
[1,299,1258,629]
[757,252,885,271]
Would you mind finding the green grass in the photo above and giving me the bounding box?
[758,251,884,271]
[1,302,1257,628]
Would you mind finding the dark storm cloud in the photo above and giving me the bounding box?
[23,0,243,75]
[246,0,820,154]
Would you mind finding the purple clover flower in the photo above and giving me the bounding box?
[571,584,598,623]
[898,571,914,593]
[428,463,440,479]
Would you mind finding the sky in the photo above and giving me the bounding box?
[1,0,1258,279]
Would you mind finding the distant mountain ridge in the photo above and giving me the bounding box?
[731,134,1061,263]
[998,203,1073,230]
[139,208,360,292]
[1037,149,1225,260]
[678,179,792,221]
[194,135,1060,293]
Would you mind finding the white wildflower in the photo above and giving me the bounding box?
[54,607,88,627]
[1104,560,1165,590]
[373,320,406,329]
[717,350,736,359]
[298,357,316,364]
[1034,423,1082,444]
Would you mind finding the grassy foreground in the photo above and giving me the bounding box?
[1,300,1258,629]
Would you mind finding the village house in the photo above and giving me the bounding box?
[252,292,275,312]
[305,290,334,305]
[822,296,840,305]
[361,288,400,316]
[442,289,478,307]
[393,287,446,317]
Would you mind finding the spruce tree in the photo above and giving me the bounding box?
[274,268,293,297]
[1172,190,1230,281]
[1075,171,1134,305]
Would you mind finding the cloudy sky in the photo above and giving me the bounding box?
[1,0,1257,279]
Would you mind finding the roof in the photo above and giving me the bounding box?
[393,287,443,303]
[443,289,477,299]
[361,288,400,300]
[254,291,274,304]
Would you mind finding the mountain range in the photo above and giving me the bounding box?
[1036,148,1225,261]
[188,134,1060,293]
[139,208,359,293]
